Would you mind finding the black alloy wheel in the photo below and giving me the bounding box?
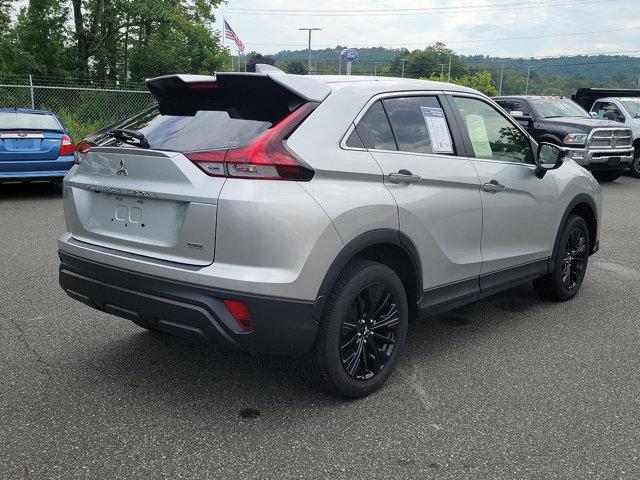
[339,283,399,380]
[306,260,408,398]
[533,214,589,301]
[561,227,588,292]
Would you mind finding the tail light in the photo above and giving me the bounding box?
[185,103,317,181]
[59,135,75,157]
[74,141,91,164]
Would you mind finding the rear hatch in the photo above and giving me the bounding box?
[64,71,329,266]
[0,110,65,161]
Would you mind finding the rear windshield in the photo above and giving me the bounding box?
[97,106,278,152]
[0,111,62,131]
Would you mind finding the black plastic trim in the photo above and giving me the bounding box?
[478,259,549,299]
[551,194,598,265]
[312,229,422,321]
[59,252,317,354]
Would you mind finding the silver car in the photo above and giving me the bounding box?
[58,67,602,397]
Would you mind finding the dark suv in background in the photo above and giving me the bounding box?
[494,96,634,182]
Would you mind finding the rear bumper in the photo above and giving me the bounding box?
[0,156,74,181]
[58,251,318,354]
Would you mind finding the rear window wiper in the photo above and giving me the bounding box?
[108,128,150,149]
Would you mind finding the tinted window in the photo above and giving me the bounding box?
[0,111,62,131]
[345,128,365,148]
[593,101,624,120]
[355,102,397,151]
[97,106,272,152]
[452,96,534,164]
[511,100,530,115]
[383,96,455,154]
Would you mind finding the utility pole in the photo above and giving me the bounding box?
[400,58,407,78]
[525,65,532,95]
[373,62,381,76]
[499,62,505,95]
[298,27,321,75]
[447,53,452,81]
[438,63,446,76]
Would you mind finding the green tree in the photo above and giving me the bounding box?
[246,52,275,72]
[285,60,306,75]
[391,43,466,79]
[425,70,499,96]
[13,0,72,77]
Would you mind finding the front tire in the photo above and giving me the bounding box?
[533,215,589,301]
[630,152,640,178]
[593,170,622,182]
[306,260,408,398]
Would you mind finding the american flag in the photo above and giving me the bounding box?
[224,20,245,53]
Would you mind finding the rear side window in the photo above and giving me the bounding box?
[99,106,273,152]
[355,101,397,151]
[0,112,62,131]
[383,96,454,154]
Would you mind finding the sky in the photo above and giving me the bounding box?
[212,0,640,58]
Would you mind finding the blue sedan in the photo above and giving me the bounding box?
[0,108,75,187]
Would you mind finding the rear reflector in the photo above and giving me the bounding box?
[186,102,317,181]
[59,135,75,157]
[223,300,253,333]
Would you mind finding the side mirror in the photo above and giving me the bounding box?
[590,112,598,118]
[509,110,525,117]
[535,142,565,179]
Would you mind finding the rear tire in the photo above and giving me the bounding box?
[630,152,640,179]
[533,215,589,301]
[305,260,408,398]
[593,170,622,182]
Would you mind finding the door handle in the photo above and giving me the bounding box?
[389,169,422,184]
[482,180,506,193]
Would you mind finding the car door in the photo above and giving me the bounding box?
[350,94,483,301]
[446,94,558,293]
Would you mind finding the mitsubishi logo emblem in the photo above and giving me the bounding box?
[115,158,128,176]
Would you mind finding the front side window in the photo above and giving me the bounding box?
[593,102,624,121]
[452,96,534,164]
[355,101,397,151]
[382,96,455,155]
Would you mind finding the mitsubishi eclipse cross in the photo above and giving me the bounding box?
[58,66,602,397]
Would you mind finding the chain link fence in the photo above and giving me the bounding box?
[0,75,156,141]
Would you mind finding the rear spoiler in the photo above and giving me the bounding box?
[572,88,640,111]
[145,71,331,104]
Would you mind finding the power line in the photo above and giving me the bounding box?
[220,0,616,16]
[238,26,640,49]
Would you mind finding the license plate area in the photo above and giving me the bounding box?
[88,192,184,247]
[607,157,621,166]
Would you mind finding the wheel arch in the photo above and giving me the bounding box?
[551,194,598,268]
[312,229,422,321]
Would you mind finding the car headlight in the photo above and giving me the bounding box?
[563,133,588,145]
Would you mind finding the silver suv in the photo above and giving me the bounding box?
[58,68,602,397]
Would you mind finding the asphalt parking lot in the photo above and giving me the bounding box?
[1,177,639,479]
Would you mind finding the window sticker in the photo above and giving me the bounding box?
[465,114,493,157]
[420,106,454,154]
